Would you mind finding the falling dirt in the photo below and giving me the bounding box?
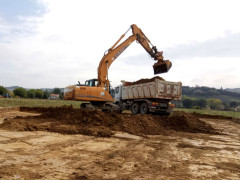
[0,107,240,179]
[123,76,165,86]
[0,106,216,137]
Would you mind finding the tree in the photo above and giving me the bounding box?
[53,88,63,99]
[222,102,230,110]
[207,98,222,110]
[230,101,238,108]
[196,99,207,109]
[0,86,7,95]
[27,89,36,98]
[13,87,27,98]
[53,88,62,95]
[35,89,44,99]
[43,90,50,99]
[182,98,193,108]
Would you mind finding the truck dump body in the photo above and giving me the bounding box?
[122,78,182,100]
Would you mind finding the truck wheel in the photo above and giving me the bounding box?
[80,103,93,109]
[80,103,87,109]
[140,102,149,114]
[131,103,140,114]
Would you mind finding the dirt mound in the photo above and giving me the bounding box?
[0,106,216,137]
[124,76,165,86]
[164,111,215,133]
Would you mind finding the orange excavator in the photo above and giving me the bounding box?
[64,24,172,108]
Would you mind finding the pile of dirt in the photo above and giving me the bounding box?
[163,111,215,133]
[0,106,216,137]
[123,76,165,86]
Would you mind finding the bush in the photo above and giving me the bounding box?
[193,106,200,109]
[43,90,50,99]
[27,89,36,98]
[230,101,238,108]
[182,98,193,108]
[0,86,7,95]
[207,98,222,110]
[35,89,44,99]
[196,99,207,109]
[13,87,27,98]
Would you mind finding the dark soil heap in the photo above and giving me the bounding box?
[0,106,216,137]
[123,76,165,86]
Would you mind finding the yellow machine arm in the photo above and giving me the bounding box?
[97,24,172,92]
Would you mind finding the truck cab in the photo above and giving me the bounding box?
[113,85,122,101]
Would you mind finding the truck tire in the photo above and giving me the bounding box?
[131,103,140,114]
[80,103,87,109]
[140,102,149,114]
[80,103,93,109]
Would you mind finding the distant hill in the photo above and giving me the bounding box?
[5,86,63,93]
[183,86,240,103]
[5,86,20,92]
[225,88,240,93]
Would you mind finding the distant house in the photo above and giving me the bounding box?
[49,94,60,100]
[235,106,240,112]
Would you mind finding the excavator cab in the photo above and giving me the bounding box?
[85,79,98,87]
[153,60,172,74]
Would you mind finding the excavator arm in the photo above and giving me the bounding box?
[97,24,172,92]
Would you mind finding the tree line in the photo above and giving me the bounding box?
[176,95,240,110]
[178,86,240,110]
[182,86,240,99]
[0,86,63,99]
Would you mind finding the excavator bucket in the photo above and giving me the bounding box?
[153,60,172,74]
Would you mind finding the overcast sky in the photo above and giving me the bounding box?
[0,0,240,89]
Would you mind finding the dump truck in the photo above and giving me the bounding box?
[113,77,182,114]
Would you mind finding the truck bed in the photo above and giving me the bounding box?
[122,79,182,100]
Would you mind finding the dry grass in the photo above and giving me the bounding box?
[176,108,240,118]
[0,98,82,109]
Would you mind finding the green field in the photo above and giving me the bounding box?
[1,98,239,118]
[0,98,82,109]
[176,108,240,118]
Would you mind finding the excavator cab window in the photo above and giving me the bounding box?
[85,79,98,87]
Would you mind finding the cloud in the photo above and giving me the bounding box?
[1,0,240,89]
[165,32,240,59]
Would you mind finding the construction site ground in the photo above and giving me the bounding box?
[0,107,239,179]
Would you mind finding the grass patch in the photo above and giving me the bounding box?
[0,98,82,109]
[175,108,240,118]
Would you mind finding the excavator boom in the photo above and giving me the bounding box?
[97,24,172,92]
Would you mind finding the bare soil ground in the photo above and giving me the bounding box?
[0,107,239,179]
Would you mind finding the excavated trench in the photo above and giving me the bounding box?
[0,106,217,137]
